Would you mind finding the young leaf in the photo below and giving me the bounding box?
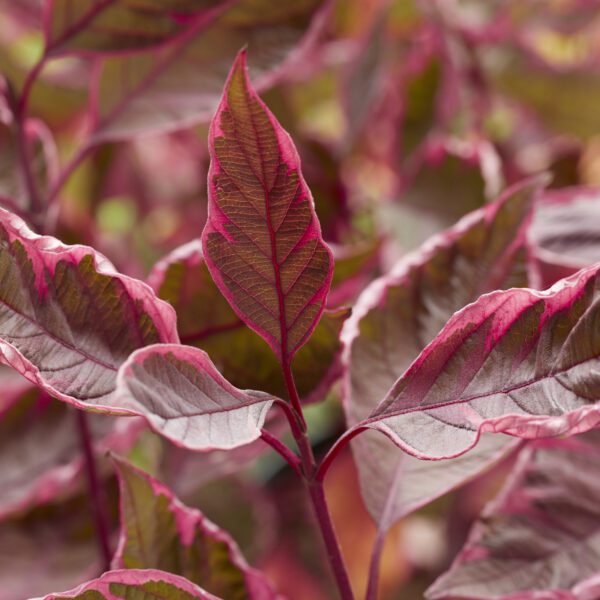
[0,208,178,410]
[34,569,220,600]
[114,343,276,450]
[112,457,277,599]
[344,177,542,526]
[44,1,224,56]
[90,1,327,141]
[202,50,333,366]
[531,186,600,287]
[427,434,600,599]
[357,261,600,460]
[149,240,347,403]
[0,374,141,518]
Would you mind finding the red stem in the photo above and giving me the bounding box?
[365,528,386,600]
[75,410,112,572]
[282,360,307,431]
[281,363,354,600]
[315,425,366,483]
[260,429,302,477]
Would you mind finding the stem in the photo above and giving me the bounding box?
[281,362,354,600]
[282,359,307,430]
[260,429,302,477]
[365,529,386,600]
[306,480,355,600]
[76,410,112,572]
[316,425,366,483]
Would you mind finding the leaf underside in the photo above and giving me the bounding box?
[114,343,275,450]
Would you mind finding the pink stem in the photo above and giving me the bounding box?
[281,363,354,600]
[75,410,112,572]
[260,429,302,477]
[315,425,366,483]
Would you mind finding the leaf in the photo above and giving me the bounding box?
[202,50,333,366]
[114,343,276,450]
[90,1,327,141]
[149,239,347,403]
[0,208,178,410]
[531,186,600,288]
[0,372,142,518]
[34,569,220,600]
[44,1,224,56]
[357,260,600,461]
[427,434,600,599]
[343,176,543,526]
[112,457,277,599]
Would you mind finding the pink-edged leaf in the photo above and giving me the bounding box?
[33,569,220,600]
[0,207,178,410]
[343,176,542,527]
[0,371,142,518]
[531,186,600,288]
[112,457,278,599]
[90,1,327,141]
[357,261,600,461]
[44,1,223,56]
[149,239,347,403]
[202,50,333,365]
[114,343,276,450]
[427,434,600,599]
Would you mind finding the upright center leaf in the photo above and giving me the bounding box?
[202,50,333,366]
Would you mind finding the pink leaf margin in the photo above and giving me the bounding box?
[0,208,179,413]
[201,49,334,363]
[30,568,221,600]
